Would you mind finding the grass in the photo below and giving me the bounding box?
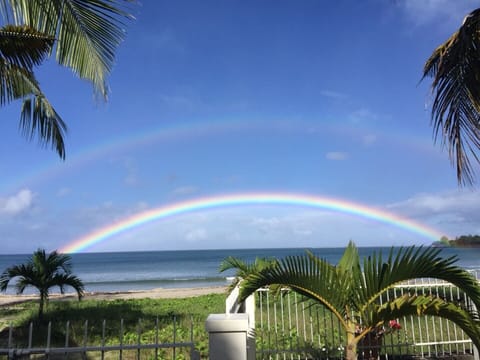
[0,293,226,359]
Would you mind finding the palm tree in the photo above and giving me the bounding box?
[0,0,134,157]
[229,242,480,360]
[0,249,85,319]
[423,8,480,185]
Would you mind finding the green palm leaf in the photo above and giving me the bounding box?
[0,25,66,157]
[0,25,54,69]
[360,246,480,311]
[220,256,278,292]
[374,294,480,350]
[423,8,480,185]
[1,0,135,98]
[238,251,350,328]
[7,65,67,158]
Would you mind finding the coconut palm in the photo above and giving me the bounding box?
[0,249,84,319]
[423,8,480,185]
[230,241,480,360]
[0,24,66,156]
[0,0,134,157]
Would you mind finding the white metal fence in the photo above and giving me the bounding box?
[0,317,199,360]
[247,270,480,360]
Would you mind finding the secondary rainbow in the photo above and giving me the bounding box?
[60,193,446,253]
[2,118,440,195]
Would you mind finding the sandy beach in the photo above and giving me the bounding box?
[0,286,228,306]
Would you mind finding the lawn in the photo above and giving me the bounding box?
[0,293,226,359]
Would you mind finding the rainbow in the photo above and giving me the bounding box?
[2,118,440,194]
[60,192,446,253]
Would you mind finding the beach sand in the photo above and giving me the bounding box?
[0,286,228,306]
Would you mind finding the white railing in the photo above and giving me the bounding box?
[219,271,480,360]
[0,317,199,360]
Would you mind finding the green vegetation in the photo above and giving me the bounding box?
[0,293,226,359]
[433,235,480,248]
[227,241,480,360]
[0,249,85,319]
[0,0,134,157]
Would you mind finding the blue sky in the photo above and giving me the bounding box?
[1,0,480,253]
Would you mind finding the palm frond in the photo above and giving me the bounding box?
[374,294,480,350]
[238,252,350,328]
[3,0,135,98]
[50,273,85,299]
[220,256,278,292]
[422,8,480,185]
[0,57,66,157]
[219,256,251,274]
[0,25,54,69]
[43,250,73,274]
[360,246,480,312]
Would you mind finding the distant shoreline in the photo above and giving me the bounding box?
[0,286,228,306]
[431,243,480,248]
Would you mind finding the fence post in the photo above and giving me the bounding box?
[223,284,256,360]
[244,294,256,360]
[206,313,249,360]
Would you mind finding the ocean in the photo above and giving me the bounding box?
[0,247,479,295]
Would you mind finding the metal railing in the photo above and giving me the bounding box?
[0,316,199,359]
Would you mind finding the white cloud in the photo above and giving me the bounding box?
[185,228,207,242]
[388,190,480,215]
[251,217,281,233]
[0,189,34,215]
[326,152,348,160]
[398,0,477,27]
[386,190,480,235]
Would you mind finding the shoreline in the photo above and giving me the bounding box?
[0,286,228,306]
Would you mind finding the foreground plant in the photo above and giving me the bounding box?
[0,249,84,319]
[229,241,480,360]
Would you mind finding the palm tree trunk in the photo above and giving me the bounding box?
[346,322,358,360]
[38,292,45,320]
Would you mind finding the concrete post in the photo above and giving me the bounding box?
[206,313,249,360]
[471,301,479,360]
[244,294,256,360]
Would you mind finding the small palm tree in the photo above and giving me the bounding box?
[0,249,85,319]
[423,7,480,185]
[229,242,480,360]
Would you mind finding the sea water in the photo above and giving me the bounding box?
[0,247,479,294]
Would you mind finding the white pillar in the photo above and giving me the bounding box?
[244,294,256,360]
[206,313,249,360]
